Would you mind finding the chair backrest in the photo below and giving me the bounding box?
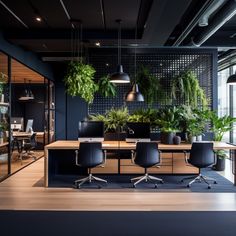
[26,119,33,133]
[30,133,37,148]
[134,142,160,168]
[189,142,214,168]
[77,142,103,168]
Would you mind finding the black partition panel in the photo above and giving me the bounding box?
[88,48,217,114]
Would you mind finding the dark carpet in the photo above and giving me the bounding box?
[49,168,236,192]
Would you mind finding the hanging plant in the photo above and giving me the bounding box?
[97,75,117,98]
[136,66,161,106]
[64,61,97,104]
[171,70,208,108]
[0,72,7,95]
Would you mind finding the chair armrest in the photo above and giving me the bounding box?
[131,150,135,164]
[100,150,107,167]
[75,150,81,166]
[184,151,191,166]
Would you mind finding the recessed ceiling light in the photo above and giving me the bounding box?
[95,42,100,47]
[36,17,42,22]
[105,63,109,67]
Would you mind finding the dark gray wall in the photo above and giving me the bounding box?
[11,84,45,132]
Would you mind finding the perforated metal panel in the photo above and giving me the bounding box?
[88,49,214,115]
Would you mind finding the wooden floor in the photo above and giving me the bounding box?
[0,158,236,211]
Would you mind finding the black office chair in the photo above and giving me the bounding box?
[20,133,37,163]
[131,142,163,188]
[75,142,107,188]
[181,142,217,189]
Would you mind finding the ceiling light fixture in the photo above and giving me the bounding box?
[95,42,100,47]
[19,79,34,101]
[125,23,144,102]
[227,72,236,85]
[36,17,42,22]
[110,19,130,84]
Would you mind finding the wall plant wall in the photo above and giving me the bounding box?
[56,48,218,140]
[88,48,217,115]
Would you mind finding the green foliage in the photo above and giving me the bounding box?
[128,108,159,128]
[156,106,180,132]
[64,61,97,104]
[209,111,236,141]
[171,70,208,108]
[214,150,228,159]
[0,72,7,95]
[136,66,161,106]
[0,120,8,134]
[97,76,117,98]
[90,107,129,132]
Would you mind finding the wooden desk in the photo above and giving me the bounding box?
[44,140,236,187]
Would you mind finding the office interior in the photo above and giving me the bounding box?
[1,0,236,235]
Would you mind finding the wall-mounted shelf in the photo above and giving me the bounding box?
[0,102,9,107]
[0,142,9,148]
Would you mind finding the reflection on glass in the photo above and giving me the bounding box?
[0,51,9,180]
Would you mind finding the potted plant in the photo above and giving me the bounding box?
[97,75,117,98]
[0,72,7,103]
[90,107,129,140]
[157,106,180,144]
[171,70,208,108]
[186,118,205,143]
[128,108,159,128]
[0,120,8,144]
[210,112,236,171]
[64,61,97,104]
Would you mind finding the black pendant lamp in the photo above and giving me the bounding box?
[227,73,236,85]
[110,20,130,84]
[19,79,34,101]
[125,24,144,102]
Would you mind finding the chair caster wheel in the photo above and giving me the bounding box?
[161,180,164,184]
[187,184,190,188]
[133,185,136,188]
[208,185,211,189]
[154,184,158,188]
[214,181,217,184]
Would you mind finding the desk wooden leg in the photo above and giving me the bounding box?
[234,150,236,186]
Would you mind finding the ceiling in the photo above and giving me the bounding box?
[1,0,236,60]
[0,52,44,83]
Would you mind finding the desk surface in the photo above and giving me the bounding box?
[45,140,236,150]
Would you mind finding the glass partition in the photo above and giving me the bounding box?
[0,51,9,180]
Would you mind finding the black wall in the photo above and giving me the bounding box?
[11,84,46,132]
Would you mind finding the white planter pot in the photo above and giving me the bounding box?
[0,94,4,103]
[0,153,8,163]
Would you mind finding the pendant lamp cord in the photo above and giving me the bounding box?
[117,19,121,65]
[134,23,137,83]
[80,21,83,63]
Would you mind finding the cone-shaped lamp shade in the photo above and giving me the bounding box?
[125,83,144,102]
[227,74,236,85]
[110,65,130,83]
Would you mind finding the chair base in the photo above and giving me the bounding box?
[18,151,37,165]
[75,173,107,189]
[131,173,164,188]
[181,173,217,189]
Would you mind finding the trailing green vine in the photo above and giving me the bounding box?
[171,70,208,108]
[97,76,117,98]
[64,61,97,104]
